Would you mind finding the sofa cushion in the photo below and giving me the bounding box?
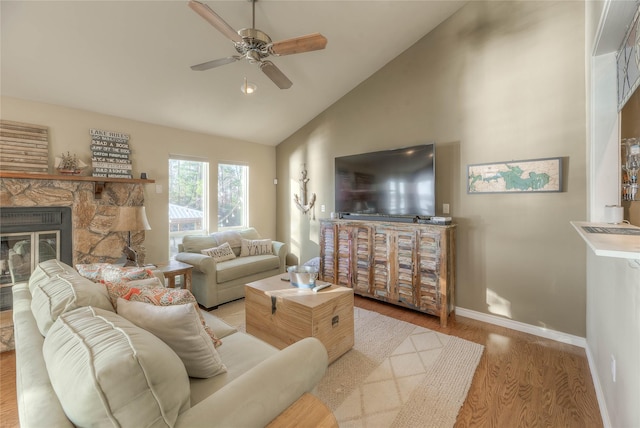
[240,238,273,257]
[212,228,261,256]
[211,230,243,255]
[201,242,236,262]
[29,260,114,336]
[182,235,219,254]
[216,254,280,284]
[237,227,261,240]
[189,330,279,406]
[182,228,263,256]
[43,306,190,427]
[117,298,227,379]
[28,259,76,294]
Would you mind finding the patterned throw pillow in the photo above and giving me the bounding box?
[201,242,236,262]
[101,265,154,283]
[75,263,112,281]
[102,278,164,309]
[240,238,273,257]
[128,286,196,306]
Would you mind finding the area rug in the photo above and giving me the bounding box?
[211,299,484,428]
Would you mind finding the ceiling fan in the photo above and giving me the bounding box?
[188,0,328,89]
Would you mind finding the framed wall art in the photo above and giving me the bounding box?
[467,157,563,194]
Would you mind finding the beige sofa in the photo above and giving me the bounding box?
[175,228,287,309]
[13,260,328,427]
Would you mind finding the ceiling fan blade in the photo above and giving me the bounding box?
[188,0,243,44]
[270,33,328,56]
[191,56,241,71]
[259,61,293,89]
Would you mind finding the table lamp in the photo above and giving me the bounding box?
[111,206,151,266]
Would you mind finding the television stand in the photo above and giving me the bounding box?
[319,219,456,327]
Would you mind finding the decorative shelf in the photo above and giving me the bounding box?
[0,171,155,199]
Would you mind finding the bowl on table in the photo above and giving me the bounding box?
[287,265,319,288]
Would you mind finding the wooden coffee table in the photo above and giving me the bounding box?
[245,274,354,363]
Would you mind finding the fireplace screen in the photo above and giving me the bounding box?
[1,231,60,285]
[0,206,73,311]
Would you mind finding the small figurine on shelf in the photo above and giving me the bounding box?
[55,151,86,175]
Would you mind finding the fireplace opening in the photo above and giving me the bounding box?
[0,207,73,311]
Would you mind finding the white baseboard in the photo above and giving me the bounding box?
[585,346,612,428]
[454,307,587,348]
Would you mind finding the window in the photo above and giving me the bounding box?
[218,163,248,229]
[168,158,208,258]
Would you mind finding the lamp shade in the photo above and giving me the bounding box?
[111,206,151,232]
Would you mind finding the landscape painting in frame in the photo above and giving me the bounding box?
[467,157,563,194]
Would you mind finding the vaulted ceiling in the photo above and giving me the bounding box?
[1,1,465,146]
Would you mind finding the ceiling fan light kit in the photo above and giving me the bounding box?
[188,0,327,90]
[241,77,257,95]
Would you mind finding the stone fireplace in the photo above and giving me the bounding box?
[0,176,148,267]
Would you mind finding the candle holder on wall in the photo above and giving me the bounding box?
[294,165,316,214]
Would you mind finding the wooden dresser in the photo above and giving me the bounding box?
[319,219,456,326]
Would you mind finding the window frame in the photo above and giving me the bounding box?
[217,162,249,230]
[168,156,209,259]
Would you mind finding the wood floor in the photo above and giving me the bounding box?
[0,296,602,427]
[355,296,602,427]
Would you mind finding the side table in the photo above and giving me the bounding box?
[155,260,193,292]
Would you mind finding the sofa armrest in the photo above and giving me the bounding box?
[272,241,288,272]
[174,252,216,275]
[176,337,328,428]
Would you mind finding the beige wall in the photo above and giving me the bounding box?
[276,1,587,336]
[1,96,277,264]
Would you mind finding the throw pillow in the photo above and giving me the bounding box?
[101,265,154,283]
[201,242,236,262]
[43,306,190,427]
[101,277,164,309]
[115,283,222,348]
[117,298,227,378]
[75,263,111,281]
[240,238,273,257]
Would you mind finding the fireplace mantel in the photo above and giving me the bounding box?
[0,171,155,199]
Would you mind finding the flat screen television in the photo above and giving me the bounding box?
[335,144,435,219]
